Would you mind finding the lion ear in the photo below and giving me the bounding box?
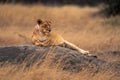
[37,19,43,25]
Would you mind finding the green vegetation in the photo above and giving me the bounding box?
[104,0,120,16]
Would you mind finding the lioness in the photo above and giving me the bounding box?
[32,19,91,55]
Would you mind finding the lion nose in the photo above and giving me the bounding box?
[49,29,51,32]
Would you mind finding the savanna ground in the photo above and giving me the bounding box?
[0,4,120,80]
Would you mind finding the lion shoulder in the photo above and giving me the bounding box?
[49,32,65,45]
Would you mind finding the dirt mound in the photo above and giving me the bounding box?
[0,45,119,78]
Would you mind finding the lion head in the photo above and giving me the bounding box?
[36,19,52,35]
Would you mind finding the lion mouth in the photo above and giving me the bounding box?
[39,37,47,42]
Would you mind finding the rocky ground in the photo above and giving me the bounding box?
[0,45,119,79]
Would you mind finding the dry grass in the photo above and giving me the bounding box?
[0,65,114,80]
[0,4,120,80]
[0,4,120,51]
[0,55,116,80]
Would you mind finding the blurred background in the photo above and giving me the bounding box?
[0,0,105,6]
[0,0,120,52]
[0,1,120,80]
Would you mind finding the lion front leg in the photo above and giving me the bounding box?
[64,40,91,55]
[77,49,89,55]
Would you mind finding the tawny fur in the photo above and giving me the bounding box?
[32,19,89,55]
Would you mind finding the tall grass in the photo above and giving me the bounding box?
[0,4,120,80]
[0,54,116,80]
[0,4,120,51]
